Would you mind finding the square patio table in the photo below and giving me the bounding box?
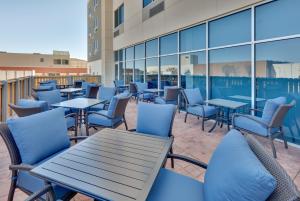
[143,89,164,94]
[52,98,104,135]
[205,98,248,132]
[60,88,83,99]
[30,128,173,201]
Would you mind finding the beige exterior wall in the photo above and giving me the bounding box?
[88,0,101,62]
[113,0,264,50]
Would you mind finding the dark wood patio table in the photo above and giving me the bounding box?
[30,128,173,201]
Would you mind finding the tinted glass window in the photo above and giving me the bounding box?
[160,33,178,55]
[146,39,158,57]
[135,43,145,59]
[125,61,133,84]
[134,59,145,82]
[119,62,124,81]
[119,49,125,61]
[160,55,178,88]
[143,0,152,7]
[209,9,251,47]
[126,47,134,60]
[255,0,300,40]
[180,25,206,52]
[146,58,159,88]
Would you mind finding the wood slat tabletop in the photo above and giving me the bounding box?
[30,128,173,201]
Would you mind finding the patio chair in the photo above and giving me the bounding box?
[89,86,117,111]
[130,103,177,168]
[86,85,100,98]
[155,87,181,112]
[113,80,127,93]
[36,90,64,109]
[129,82,138,100]
[9,99,48,117]
[232,97,296,158]
[146,129,300,201]
[74,80,84,88]
[86,93,131,135]
[39,80,57,90]
[136,82,153,102]
[182,88,218,131]
[0,108,86,201]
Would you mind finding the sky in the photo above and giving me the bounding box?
[0,0,87,60]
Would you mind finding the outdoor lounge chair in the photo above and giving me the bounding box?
[89,86,117,111]
[86,85,100,98]
[182,88,218,131]
[129,82,138,100]
[113,80,127,93]
[130,103,177,168]
[154,86,181,105]
[232,97,295,158]
[86,93,131,135]
[136,82,154,102]
[0,108,86,201]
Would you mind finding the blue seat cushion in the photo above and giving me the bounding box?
[17,99,49,112]
[136,103,175,137]
[204,129,276,201]
[184,88,204,105]
[88,110,122,127]
[37,85,53,91]
[147,168,204,201]
[66,116,75,129]
[187,105,217,117]
[17,149,73,200]
[154,97,166,104]
[138,93,153,100]
[7,108,70,164]
[99,87,116,101]
[262,97,286,123]
[233,115,278,137]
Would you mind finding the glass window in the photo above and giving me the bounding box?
[209,9,251,48]
[146,39,158,57]
[180,51,206,96]
[126,47,134,61]
[256,38,300,143]
[143,0,153,8]
[209,45,251,99]
[135,43,145,59]
[160,33,178,55]
[119,62,125,81]
[160,55,178,88]
[119,49,125,61]
[255,0,300,40]
[134,59,145,82]
[146,58,159,89]
[180,25,206,52]
[114,4,124,28]
[115,63,119,80]
[114,51,119,62]
[125,61,133,84]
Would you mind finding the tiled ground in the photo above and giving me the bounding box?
[1,100,300,200]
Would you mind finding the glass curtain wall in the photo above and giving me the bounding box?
[114,0,300,144]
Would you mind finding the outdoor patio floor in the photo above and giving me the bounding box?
[1,100,300,200]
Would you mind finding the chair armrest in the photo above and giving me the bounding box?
[24,185,54,201]
[167,154,208,169]
[9,164,34,171]
[232,113,269,128]
[65,112,77,119]
[250,108,263,113]
[69,136,88,142]
[87,111,112,119]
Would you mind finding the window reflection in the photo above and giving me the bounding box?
[160,33,178,55]
[135,43,145,59]
[126,47,134,61]
[135,59,145,82]
[161,55,178,88]
[146,39,158,57]
[115,63,118,80]
[180,51,206,96]
[209,45,251,99]
[119,62,124,81]
[125,61,133,84]
[146,58,158,88]
[180,25,206,52]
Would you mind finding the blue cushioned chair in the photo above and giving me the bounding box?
[0,108,86,201]
[233,97,296,158]
[36,90,63,108]
[9,99,49,117]
[90,86,117,111]
[147,129,299,201]
[182,88,218,131]
[136,82,153,102]
[131,103,177,168]
[114,80,127,93]
[154,87,181,111]
[86,93,131,135]
[74,80,85,88]
[39,80,57,90]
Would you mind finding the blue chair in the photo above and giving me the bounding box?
[182,88,218,131]
[155,86,181,107]
[89,86,117,111]
[39,80,57,90]
[86,93,131,135]
[132,103,176,168]
[36,90,63,109]
[136,82,153,102]
[233,97,296,158]
[114,80,127,93]
[0,108,86,201]
[74,80,85,88]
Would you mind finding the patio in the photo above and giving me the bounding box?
[1,100,300,201]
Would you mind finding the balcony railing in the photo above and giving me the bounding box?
[0,75,101,121]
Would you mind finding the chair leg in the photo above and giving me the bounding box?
[201,118,204,131]
[282,132,288,149]
[85,114,89,136]
[7,179,17,201]
[184,113,188,123]
[170,147,174,169]
[269,136,277,158]
[123,116,128,130]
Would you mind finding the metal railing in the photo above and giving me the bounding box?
[0,75,101,121]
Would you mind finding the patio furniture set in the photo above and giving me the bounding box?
[1,79,298,200]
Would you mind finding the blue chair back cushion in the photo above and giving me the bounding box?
[184,88,203,105]
[7,108,70,164]
[99,87,116,101]
[38,85,53,91]
[107,93,129,118]
[37,90,62,107]
[262,96,286,123]
[40,82,56,90]
[136,82,148,93]
[17,99,49,111]
[136,103,176,137]
[203,129,276,201]
[85,83,97,97]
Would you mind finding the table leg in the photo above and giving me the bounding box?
[227,109,230,131]
[209,108,220,133]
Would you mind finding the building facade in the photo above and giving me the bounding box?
[0,51,87,80]
[91,0,300,144]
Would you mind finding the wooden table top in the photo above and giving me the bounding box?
[30,128,173,201]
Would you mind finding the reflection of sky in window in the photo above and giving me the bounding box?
[146,58,158,74]
[180,25,206,52]
[126,61,133,69]
[135,59,145,71]
[161,55,178,75]
[256,38,300,63]
[209,45,251,63]
[160,33,178,55]
[209,9,251,47]
[146,39,158,57]
[126,47,134,60]
[135,44,145,59]
[256,0,300,40]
